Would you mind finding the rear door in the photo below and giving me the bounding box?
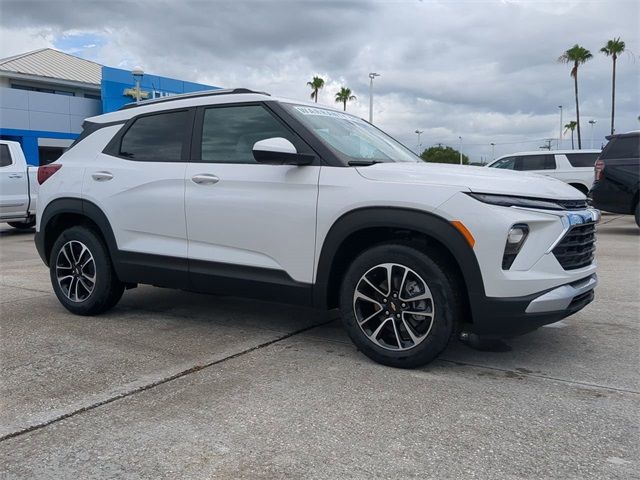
[83,109,193,286]
[184,103,320,296]
[0,143,29,220]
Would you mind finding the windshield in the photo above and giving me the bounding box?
[284,104,420,164]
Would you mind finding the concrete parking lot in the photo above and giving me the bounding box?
[0,215,638,479]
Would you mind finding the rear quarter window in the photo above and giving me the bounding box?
[566,152,600,167]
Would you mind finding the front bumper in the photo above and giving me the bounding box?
[467,274,597,337]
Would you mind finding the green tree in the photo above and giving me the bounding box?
[335,87,356,111]
[564,121,578,149]
[420,145,469,165]
[601,37,626,135]
[558,45,593,149]
[307,76,325,103]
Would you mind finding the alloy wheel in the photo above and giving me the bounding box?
[55,240,96,303]
[353,263,435,351]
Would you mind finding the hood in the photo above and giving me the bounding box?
[355,162,584,200]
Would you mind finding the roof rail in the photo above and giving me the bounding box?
[119,88,271,110]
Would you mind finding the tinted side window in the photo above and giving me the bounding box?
[119,110,189,161]
[200,105,298,164]
[0,144,12,167]
[600,135,640,160]
[566,152,599,167]
[516,155,555,171]
[491,157,516,169]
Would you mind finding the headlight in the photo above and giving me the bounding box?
[466,192,565,210]
[503,224,529,270]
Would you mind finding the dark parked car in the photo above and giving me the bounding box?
[589,131,640,227]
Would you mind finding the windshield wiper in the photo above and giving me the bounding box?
[348,160,382,166]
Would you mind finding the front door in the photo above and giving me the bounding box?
[185,103,320,299]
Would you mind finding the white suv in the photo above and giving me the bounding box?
[35,89,599,368]
[486,150,601,195]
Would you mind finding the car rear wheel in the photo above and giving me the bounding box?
[49,226,124,315]
[339,243,461,368]
[635,202,639,228]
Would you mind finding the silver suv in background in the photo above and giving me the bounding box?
[486,150,601,195]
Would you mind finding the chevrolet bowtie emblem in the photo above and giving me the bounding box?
[123,86,150,100]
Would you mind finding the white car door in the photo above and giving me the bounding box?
[0,143,29,219]
[185,104,320,292]
[82,109,191,269]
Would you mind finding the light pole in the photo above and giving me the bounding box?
[132,66,144,102]
[558,105,563,149]
[490,142,495,163]
[458,136,463,165]
[368,72,380,123]
[415,130,424,154]
[588,120,596,149]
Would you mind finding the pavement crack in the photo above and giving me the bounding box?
[0,318,334,443]
[0,283,51,295]
[599,215,623,225]
[438,358,640,395]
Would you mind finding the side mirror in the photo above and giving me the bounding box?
[253,137,314,165]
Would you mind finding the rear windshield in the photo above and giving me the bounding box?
[600,135,640,160]
[566,152,599,167]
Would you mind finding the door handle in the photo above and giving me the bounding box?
[8,174,23,179]
[91,171,113,182]
[191,174,220,185]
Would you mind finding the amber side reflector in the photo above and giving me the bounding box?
[451,220,475,248]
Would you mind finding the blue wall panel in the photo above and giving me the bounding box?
[101,66,219,113]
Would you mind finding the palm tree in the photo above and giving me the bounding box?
[601,37,626,135]
[335,87,356,111]
[558,45,593,149]
[564,121,578,149]
[307,76,325,103]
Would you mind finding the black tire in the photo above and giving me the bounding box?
[49,226,124,315]
[339,243,462,368]
[8,217,35,229]
[635,202,639,229]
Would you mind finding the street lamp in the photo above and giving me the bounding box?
[558,105,563,149]
[490,142,495,163]
[458,136,463,165]
[415,129,424,154]
[588,119,597,149]
[132,66,144,102]
[368,72,380,123]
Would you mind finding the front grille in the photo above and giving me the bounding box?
[552,222,596,270]
[556,199,588,210]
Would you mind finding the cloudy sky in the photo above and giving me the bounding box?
[1,0,638,161]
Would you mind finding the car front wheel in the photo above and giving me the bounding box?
[339,243,462,368]
[49,226,124,315]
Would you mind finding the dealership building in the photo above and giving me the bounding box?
[0,48,218,165]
